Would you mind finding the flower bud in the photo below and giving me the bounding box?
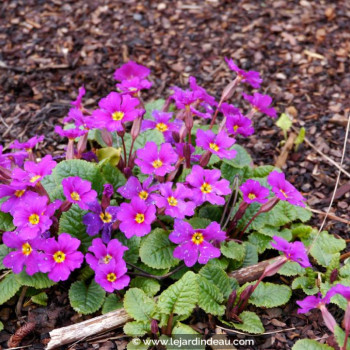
[151,319,159,334]
[131,117,142,140]
[101,128,113,147]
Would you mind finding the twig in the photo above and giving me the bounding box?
[307,114,350,253]
[274,132,297,168]
[15,286,28,317]
[291,125,350,179]
[309,208,350,226]
[217,325,296,337]
[221,175,240,229]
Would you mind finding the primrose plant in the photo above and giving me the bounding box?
[0,59,348,349]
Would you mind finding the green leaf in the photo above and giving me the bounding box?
[242,243,258,267]
[198,205,223,223]
[220,164,252,184]
[187,217,211,229]
[115,234,141,264]
[221,145,252,169]
[334,325,350,350]
[278,261,304,277]
[125,130,164,151]
[199,265,232,299]
[197,275,225,316]
[230,311,264,334]
[96,147,121,166]
[221,241,246,262]
[77,266,95,281]
[310,231,346,267]
[139,229,179,269]
[172,322,199,335]
[0,211,14,231]
[127,339,149,350]
[249,282,292,308]
[276,113,293,138]
[124,288,157,322]
[102,294,123,314]
[291,224,314,239]
[130,277,161,297]
[15,271,55,289]
[294,127,306,151]
[99,162,126,191]
[292,339,334,350]
[0,273,21,304]
[158,271,197,316]
[144,99,165,119]
[292,276,318,295]
[252,165,275,178]
[257,226,292,241]
[0,321,3,331]
[42,159,104,200]
[58,205,92,253]
[124,321,151,337]
[0,244,10,270]
[248,233,272,254]
[69,280,105,315]
[31,292,48,306]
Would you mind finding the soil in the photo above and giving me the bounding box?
[0,0,350,349]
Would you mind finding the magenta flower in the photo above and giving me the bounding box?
[117,176,158,203]
[170,86,200,110]
[54,125,87,140]
[11,155,57,187]
[116,77,152,94]
[154,182,196,219]
[117,197,156,238]
[135,142,178,176]
[267,170,306,207]
[62,176,97,210]
[9,135,44,151]
[240,179,269,204]
[186,165,231,205]
[189,76,216,106]
[82,201,120,243]
[0,146,12,169]
[221,104,255,137]
[196,129,237,159]
[114,61,151,81]
[42,233,84,282]
[324,284,350,303]
[225,58,262,89]
[1,149,28,168]
[95,259,130,292]
[141,111,182,142]
[71,85,86,109]
[175,143,201,164]
[169,220,226,267]
[91,92,143,132]
[270,236,311,268]
[243,92,277,119]
[85,238,128,271]
[63,108,88,128]
[2,231,47,275]
[0,183,31,214]
[12,192,62,240]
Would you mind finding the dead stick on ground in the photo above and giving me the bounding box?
[274,132,297,168]
[310,208,350,226]
[47,258,279,349]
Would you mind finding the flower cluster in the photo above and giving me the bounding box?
[0,58,310,300]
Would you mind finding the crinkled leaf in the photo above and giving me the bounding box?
[124,288,157,322]
[140,229,179,269]
[197,275,225,316]
[144,99,165,119]
[77,266,95,281]
[172,322,199,335]
[125,130,164,151]
[0,244,10,270]
[224,311,264,334]
[158,271,197,316]
[252,165,275,178]
[0,211,14,231]
[124,321,151,337]
[257,226,292,241]
[249,282,292,308]
[278,261,304,277]
[199,264,232,299]
[187,217,211,229]
[221,241,246,262]
[334,325,350,350]
[127,339,149,350]
[242,243,258,267]
[102,294,123,314]
[310,231,346,267]
[99,162,126,191]
[276,113,293,137]
[292,276,319,296]
[221,145,252,169]
[220,163,252,184]
[15,271,55,289]
[115,234,141,264]
[58,205,92,253]
[31,292,48,306]
[292,339,334,350]
[198,205,223,223]
[0,273,21,305]
[130,277,161,297]
[248,233,272,254]
[69,280,105,315]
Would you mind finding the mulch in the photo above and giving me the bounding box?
[1,0,350,349]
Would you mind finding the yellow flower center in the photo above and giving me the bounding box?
[191,232,204,245]
[70,191,80,201]
[103,254,112,264]
[233,125,239,132]
[152,159,163,168]
[100,212,112,223]
[135,213,145,224]
[15,189,25,198]
[248,193,256,200]
[53,251,66,263]
[156,123,168,132]
[200,182,212,194]
[112,111,124,121]
[280,189,288,198]
[30,175,41,183]
[167,196,178,206]
[209,143,219,152]
[139,190,149,200]
[28,213,40,225]
[22,243,32,256]
[107,272,117,282]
